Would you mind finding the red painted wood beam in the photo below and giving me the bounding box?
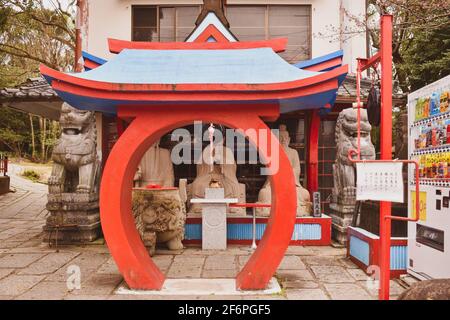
[358,52,381,72]
[108,37,288,53]
[306,109,320,193]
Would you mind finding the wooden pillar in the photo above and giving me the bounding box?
[306,109,320,193]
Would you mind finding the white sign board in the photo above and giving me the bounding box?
[356,162,404,203]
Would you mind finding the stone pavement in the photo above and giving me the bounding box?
[0,165,406,300]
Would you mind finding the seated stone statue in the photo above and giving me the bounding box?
[134,140,174,187]
[188,141,242,214]
[256,125,312,216]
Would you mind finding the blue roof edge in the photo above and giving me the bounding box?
[294,50,344,70]
[82,51,107,65]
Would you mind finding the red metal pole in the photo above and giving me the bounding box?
[307,110,320,193]
[378,14,393,301]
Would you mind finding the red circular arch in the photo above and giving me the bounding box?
[100,106,297,290]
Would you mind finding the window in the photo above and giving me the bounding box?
[132,6,157,41]
[226,5,311,62]
[132,6,200,42]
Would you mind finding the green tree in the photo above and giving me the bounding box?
[0,0,75,87]
[400,24,450,91]
[342,0,450,92]
[0,106,30,158]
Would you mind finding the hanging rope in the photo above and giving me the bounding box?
[208,123,215,172]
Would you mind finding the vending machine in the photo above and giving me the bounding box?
[408,75,450,280]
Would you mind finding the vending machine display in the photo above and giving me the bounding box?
[408,75,450,280]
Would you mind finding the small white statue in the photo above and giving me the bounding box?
[256,125,312,216]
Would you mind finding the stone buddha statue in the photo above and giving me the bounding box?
[256,125,312,216]
[188,139,240,213]
[134,140,174,187]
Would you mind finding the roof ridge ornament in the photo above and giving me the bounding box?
[196,0,229,28]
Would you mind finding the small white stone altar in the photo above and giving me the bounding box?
[190,188,237,250]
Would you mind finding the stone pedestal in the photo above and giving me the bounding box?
[0,176,10,195]
[329,202,355,245]
[191,188,237,250]
[43,193,101,244]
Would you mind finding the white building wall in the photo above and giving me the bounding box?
[86,1,203,59]
[340,0,367,73]
[87,0,366,71]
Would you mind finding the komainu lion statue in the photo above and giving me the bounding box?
[132,188,186,256]
[331,108,376,206]
[49,103,99,194]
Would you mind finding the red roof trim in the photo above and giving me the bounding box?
[108,37,288,54]
[193,24,231,43]
[84,59,101,70]
[303,57,343,72]
[51,77,338,102]
[40,64,348,94]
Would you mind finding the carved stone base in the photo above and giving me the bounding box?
[0,176,10,195]
[132,188,186,256]
[43,192,101,244]
[329,203,355,245]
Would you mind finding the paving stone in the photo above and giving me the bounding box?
[0,275,45,296]
[167,264,203,278]
[338,257,359,269]
[324,283,373,300]
[172,255,205,269]
[152,255,174,272]
[107,294,169,300]
[237,255,250,267]
[360,280,406,297]
[202,269,236,278]
[0,241,25,249]
[7,232,41,242]
[72,273,123,296]
[313,247,347,256]
[276,269,314,281]
[285,246,315,255]
[286,289,329,300]
[0,253,46,268]
[16,281,70,300]
[303,256,341,266]
[18,252,79,275]
[45,253,110,282]
[195,295,243,300]
[278,255,306,270]
[241,295,286,300]
[310,266,355,283]
[282,281,319,289]
[347,268,369,281]
[204,255,236,270]
[155,248,183,255]
[97,257,120,275]
[7,246,61,254]
[0,269,14,280]
[64,294,109,300]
